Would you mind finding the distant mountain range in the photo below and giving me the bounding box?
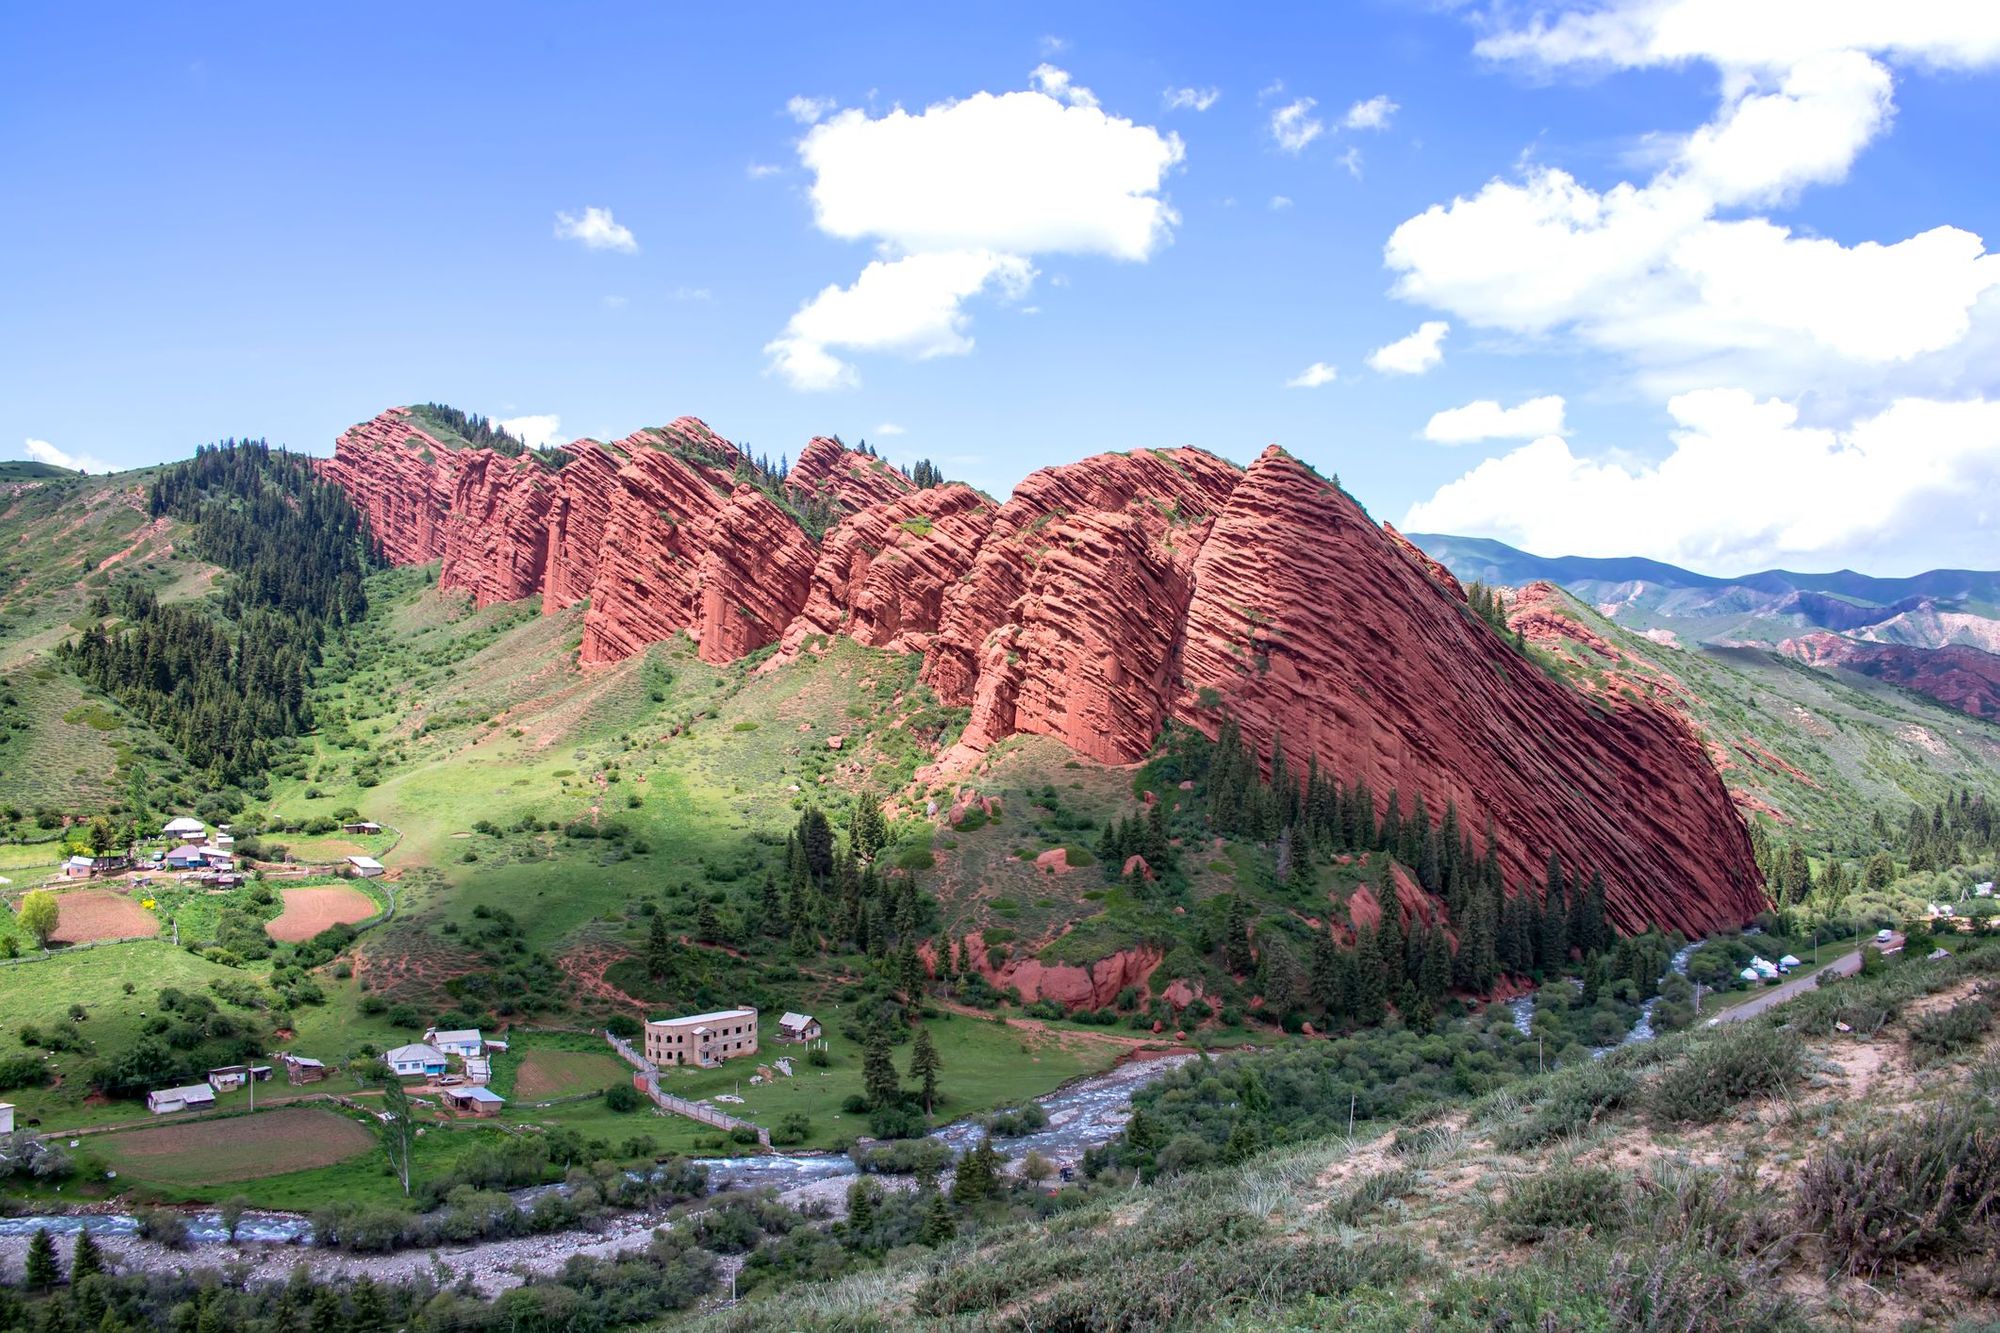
[1412,533,2000,720]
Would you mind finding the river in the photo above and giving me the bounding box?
[1501,940,1703,1057]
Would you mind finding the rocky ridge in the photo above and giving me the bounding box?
[323,409,1766,936]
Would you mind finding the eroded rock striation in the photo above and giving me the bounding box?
[326,412,1765,936]
[1781,631,2000,720]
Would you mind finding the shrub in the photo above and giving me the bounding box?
[1495,1060,1637,1150]
[604,1015,641,1040]
[1798,1098,2000,1276]
[1649,1023,1802,1125]
[603,1082,644,1112]
[1908,996,1995,1063]
[1494,1164,1631,1243]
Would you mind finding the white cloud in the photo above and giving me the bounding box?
[1423,394,1567,443]
[1270,97,1324,153]
[787,94,838,125]
[1405,389,2000,570]
[601,295,628,309]
[1342,94,1399,130]
[1385,4,2000,395]
[1337,147,1364,180]
[496,414,566,450]
[1164,85,1221,112]
[554,206,638,253]
[874,422,908,436]
[1366,320,1449,374]
[671,286,712,302]
[1286,362,1340,389]
[1029,64,1099,109]
[1268,195,1293,211]
[23,438,109,472]
[746,162,784,179]
[766,250,1035,391]
[1039,35,1069,56]
[775,74,1184,387]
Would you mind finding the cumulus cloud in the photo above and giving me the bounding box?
[1423,394,1567,443]
[1029,64,1099,108]
[496,414,566,449]
[1269,195,1294,211]
[1270,97,1324,153]
[1366,321,1449,374]
[1405,390,2000,571]
[1342,94,1399,130]
[1385,3,2000,395]
[787,94,838,125]
[766,251,1036,390]
[746,162,784,179]
[773,73,1184,388]
[1164,85,1221,112]
[1286,362,1340,388]
[554,206,638,253]
[1337,147,1365,180]
[23,438,109,472]
[874,422,908,436]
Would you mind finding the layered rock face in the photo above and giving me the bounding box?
[777,484,997,659]
[1171,447,1764,937]
[785,437,916,516]
[922,448,1243,763]
[327,413,1765,935]
[1781,631,2000,720]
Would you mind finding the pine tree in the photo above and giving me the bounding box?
[861,1030,900,1109]
[1224,895,1254,974]
[24,1227,59,1290]
[69,1231,102,1283]
[846,1179,880,1237]
[918,1190,957,1245]
[898,938,926,1007]
[646,912,675,983]
[951,1136,1001,1203]
[908,1026,942,1116]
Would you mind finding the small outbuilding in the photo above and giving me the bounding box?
[281,1054,327,1084]
[162,817,206,842]
[777,1012,822,1043]
[442,1086,506,1118]
[0,1102,14,1135]
[147,1083,217,1115]
[346,855,385,878]
[343,820,383,835]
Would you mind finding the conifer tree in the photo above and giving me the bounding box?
[918,1190,956,1244]
[861,1031,899,1109]
[69,1231,102,1283]
[24,1227,58,1291]
[908,1026,942,1116]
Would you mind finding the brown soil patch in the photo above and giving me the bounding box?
[94,1106,374,1184]
[266,885,379,942]
[558,941,648,1012]
[50,887,158,945]
[352,922,483,1002]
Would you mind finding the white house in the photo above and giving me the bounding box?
[777,1012,822,1042]
[347,855,385,878]
[0,1102,14,1135]
[162,816,206,842]
[147,1083,217,1115]
[424,1028,484,1060]
[384,1043,448,1079]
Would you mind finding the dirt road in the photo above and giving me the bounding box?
[1708,934,1902,1025]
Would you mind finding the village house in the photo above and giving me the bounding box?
[424,1027,486,1060]
[165,843,208,870]
[147,1083,217,1115]
[161,816,206,843]
[281,1054,327,1084]
[0,1103,14,1135]
[777,1012,822,1043]
[384,1042,448,1080]
[645,1007,759,1068]
[347,855,385,878]
[62,853,132,879]
[442,1085,505,1117]
[343,820,382,835]
[206,1064,272,1092]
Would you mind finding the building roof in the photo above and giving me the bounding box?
[649,1007,757,1026]
[347,855,384,871]
[284,1055,325,1068]
[427,1028,482,1046]
[385,1043,447,1065]
[447,1086,505,1104]
[162,817,205,833]
[67,855,96,868]
[168,842,207,857]
[153,1083,215,1102]
[779,1011,817,1028]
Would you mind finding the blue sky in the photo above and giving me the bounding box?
[3,3,1997,575]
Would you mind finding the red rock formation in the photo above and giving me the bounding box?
[1383,522,1466,602]
[963,935,1162,1009]
[319,408,461,566]
[775,483,996,660]
[1172,446,1763,937]
[542,441,625,611]
[1780,631,2000,720]
[784,437,915,516]
[923,448,1243,764]
[439,451,555,607]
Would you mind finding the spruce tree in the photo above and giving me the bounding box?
[24,1227,59,1290]
[908,1026,942,1116]
[950,1137,1001,1204]
[69,1231,102,1283]
[918,1190,956,1244]
[861,1030,899,1109]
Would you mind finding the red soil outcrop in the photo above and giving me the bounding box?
[1170,446,1764,938]
[1780,631,2000,720]
[775,483,996,660]
[922,448,1243,764]
[784,436,916,516]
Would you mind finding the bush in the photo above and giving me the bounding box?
[603,1081,644,1112]
[1494,1060,1637,1150]
[135,1207,191,1249]
[1649,1024,1802,1125]
[850,1138,954,1175]
[1798,1097,2000,1276]
[1908,996,1995,1063]
[1493,1164,1631,1243]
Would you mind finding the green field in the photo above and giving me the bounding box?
[90,1105,376,1185]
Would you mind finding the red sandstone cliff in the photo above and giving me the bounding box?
[921,448,1244,764]
[1780,631,2000,720]
[784,437,916,516]
[320,409,462,567]
[1170,447,1764,937]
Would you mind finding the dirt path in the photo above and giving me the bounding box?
[1709,935,1900,1024]
[557,942,649,1012]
